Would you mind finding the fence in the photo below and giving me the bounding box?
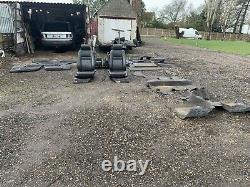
[140,28,250,41]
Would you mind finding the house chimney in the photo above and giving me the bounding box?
[130,0,141,14]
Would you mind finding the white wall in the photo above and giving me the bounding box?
[98,17,137,44]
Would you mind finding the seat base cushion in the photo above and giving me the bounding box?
[73,78,92,84]
[75,71,95,79]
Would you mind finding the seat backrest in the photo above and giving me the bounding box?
[77,44,95,71]
[109,44,126,71]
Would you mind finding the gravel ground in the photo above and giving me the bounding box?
[0,38,249,187]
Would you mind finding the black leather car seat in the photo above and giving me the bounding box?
[75,44,96,79]
[108,44,127,78]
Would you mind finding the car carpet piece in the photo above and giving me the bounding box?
[222,102,250,113]
[44,64,71,71]
[10,64,43,73]
[33,59,76,66]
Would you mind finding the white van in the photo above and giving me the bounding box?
[179,28,202,39]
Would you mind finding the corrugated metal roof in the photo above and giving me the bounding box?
[0,3,14,33]
[98,0,136,19]
[0,0,75,5]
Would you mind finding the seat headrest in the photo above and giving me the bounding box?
[112,44,123,50]
[80,44,91,50]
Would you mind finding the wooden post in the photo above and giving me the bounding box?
[146,28,149,36]
[14,2,17,53]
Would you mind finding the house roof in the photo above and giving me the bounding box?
[97,0,136,19]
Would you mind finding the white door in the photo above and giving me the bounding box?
[103,18,133,43]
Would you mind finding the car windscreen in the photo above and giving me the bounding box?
[43,22,70,32]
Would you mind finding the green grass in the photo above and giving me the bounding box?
[164,37,250,56]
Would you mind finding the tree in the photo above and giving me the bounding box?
[233,0,250,34]
[185,9,206,31]
[73,0,108,17]
[204,0,223,40]
[239,0,250,34]
[160,0,187,25]
[219,0,238,39]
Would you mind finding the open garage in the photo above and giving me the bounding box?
[21,2,87,50]
[0,1,87,54]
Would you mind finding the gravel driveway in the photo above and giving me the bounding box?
[0,38,249,187]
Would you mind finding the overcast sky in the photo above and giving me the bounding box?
[143,0,204,11]
[1,0,205,10]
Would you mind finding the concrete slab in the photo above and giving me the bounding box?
[151,58,165,63]
[132,71,147,78]
[174,94,215,119]
[152,85,197,94]
[129,67,163,71]
[192,87,210,100]
[222,102,250,113]
[147,77,195,95]
[175,106,214,119]
[132,63,158,67]
[209,101,223,108]
[147,77,193,87]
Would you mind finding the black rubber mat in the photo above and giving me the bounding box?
[10,64,43,73]
[44,64,71,71]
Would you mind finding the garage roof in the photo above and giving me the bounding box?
[97,0,136,19]
[0,0,74,4]
[0,3,14,33]
[0,0,86,11]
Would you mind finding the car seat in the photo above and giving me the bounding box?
[75,44,96,79]
[108,44,127,78]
